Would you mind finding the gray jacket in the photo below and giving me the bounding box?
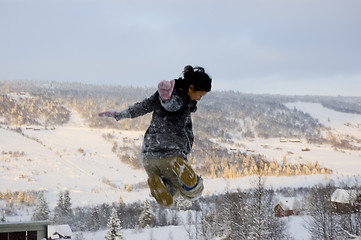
[116,90,197,160]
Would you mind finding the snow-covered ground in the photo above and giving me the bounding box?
[79,226,191,240]
[1,102,361,239]
[0,122,148,208]
[78,215,312,240]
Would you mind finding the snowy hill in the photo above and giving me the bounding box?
[0,111,149,208]
[1,82,361,240]
[1,101,360,209]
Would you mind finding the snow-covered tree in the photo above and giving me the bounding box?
[54,191,64,219]
[305,183,347,240]
[220,191,250,240]
[200,207,219,240]
[105,208,124,240]
[87,208,100,232]
[337,181,361,238]
[138,200,155,229]
[248,172,288,240]
[220,171,289,240]
[32,191,49,221]
[54,190,73,224]
[63,190,73,218]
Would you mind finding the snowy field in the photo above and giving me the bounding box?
[78,216,313,240]
[1,102,361,239]
[80,226,191,240]
[286,102,361,138]
[79,216,312,240]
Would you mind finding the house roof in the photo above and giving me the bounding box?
[331,189,358,204]
[48,224,72,238]
[0,221,51,233]
[275,197,299,211]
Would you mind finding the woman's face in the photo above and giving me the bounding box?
[187,85,208,101]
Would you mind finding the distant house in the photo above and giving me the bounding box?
[274,197,301,217]
[0,221,51,240]
[48,224,72,239]
[331,189,361,214]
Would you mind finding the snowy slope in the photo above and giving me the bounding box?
[1,102,361,209]
[216,102,361,176]
[0,111,149,208]
[286,101,361,138]
[285,102,361,175]
[1,103,361,240]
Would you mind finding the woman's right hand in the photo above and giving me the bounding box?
[98,111,115,118]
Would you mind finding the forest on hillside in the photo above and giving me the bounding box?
[1,80,361,179]
[2,80,360,141]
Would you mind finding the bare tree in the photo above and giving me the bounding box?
[220,190,250,240]
[247,170,289,240]
[219,170,290,240]
[305,183,347,240]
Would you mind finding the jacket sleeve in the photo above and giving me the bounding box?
[127,92,156,118]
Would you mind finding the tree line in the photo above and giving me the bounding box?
[3,176,360,239]
[104,132,333,179]
[2,80,360,150]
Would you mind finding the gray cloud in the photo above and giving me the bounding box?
[0,0,360,95]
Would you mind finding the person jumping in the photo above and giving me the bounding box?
[99,65,212,207]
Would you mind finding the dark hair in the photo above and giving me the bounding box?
[175,65,212,92]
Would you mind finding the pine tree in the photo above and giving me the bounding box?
[54,191,64,223]
[32,191,49,221]
[138,200,155,229]
[63,190,73,219]
[88,208,100,232]
[105,208,124,240]
[54,190,73,224]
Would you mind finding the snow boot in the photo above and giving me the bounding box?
[170,157,197,188]
[180,176,204,200]
[148,174,173,207]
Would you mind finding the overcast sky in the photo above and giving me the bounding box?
[1,0,360,96]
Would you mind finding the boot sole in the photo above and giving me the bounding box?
[148,174,173,207]
[171,157,197,188]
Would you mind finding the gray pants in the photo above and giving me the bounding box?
[143,157,204,200]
